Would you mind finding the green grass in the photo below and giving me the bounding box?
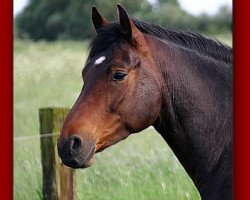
[14,35,231,200]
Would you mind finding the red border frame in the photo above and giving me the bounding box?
[1,0,249,199]
[233,0,250,199]
[1,0,13,199]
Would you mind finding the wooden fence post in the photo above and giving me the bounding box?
[39,107,76,200]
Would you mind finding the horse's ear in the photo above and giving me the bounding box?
[92,6,109,33]
[117,4,145,45]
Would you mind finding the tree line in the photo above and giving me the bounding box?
[15,0,232,41]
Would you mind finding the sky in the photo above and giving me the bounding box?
[13,0,232,16]
[178,0,232,16]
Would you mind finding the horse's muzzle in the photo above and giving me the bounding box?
[57,135,95,168]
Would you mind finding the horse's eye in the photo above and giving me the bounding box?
[112,72,127,81]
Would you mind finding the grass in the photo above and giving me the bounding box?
[14,34,231,200]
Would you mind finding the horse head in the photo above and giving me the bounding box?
[57,4,163,168]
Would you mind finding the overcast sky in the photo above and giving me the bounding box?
[14,0,232,16]
[178,0,232,16]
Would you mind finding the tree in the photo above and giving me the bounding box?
[16,0,69,40]
[15,0,151,40]
[15,0,232,41]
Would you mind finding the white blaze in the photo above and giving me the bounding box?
[94,56,106,65]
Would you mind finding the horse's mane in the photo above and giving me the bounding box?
[89,19,232,64]
[132,19,232,64]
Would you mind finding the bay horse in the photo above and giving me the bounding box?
[58,4,232,200]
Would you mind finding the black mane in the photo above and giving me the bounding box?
[133,19,232,63]
[89,19,232,64]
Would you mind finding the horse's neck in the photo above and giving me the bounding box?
[149,38,232,198]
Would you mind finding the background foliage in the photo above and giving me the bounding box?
[15,0,232,41]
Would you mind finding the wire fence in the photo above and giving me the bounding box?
[14,132,59,142]
[14,107,77,200]
[13,126,155,142]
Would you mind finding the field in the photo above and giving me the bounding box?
[14,34,231,200]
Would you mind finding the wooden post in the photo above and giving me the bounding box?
[39,107,76,200]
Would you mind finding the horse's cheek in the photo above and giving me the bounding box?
[121,84,161,132]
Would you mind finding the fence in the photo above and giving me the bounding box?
[14,107,199,200]
[39,107,75,200]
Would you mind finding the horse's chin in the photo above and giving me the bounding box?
[79,147,96,168]
[80,156,95,168]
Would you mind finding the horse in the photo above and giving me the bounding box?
[58,4,232,200]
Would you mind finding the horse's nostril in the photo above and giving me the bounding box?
[69,135,82,154]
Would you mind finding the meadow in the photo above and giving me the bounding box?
[14,34,231,200]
